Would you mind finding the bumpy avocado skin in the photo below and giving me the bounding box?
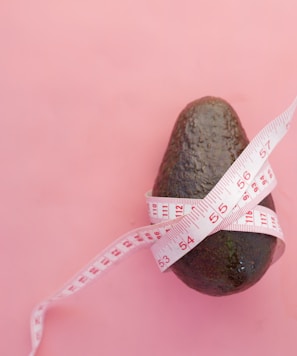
[152,96,277,296]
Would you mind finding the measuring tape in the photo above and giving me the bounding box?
[28,97,297,356]
[146,161,285,265]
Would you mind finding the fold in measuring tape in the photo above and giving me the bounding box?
[28,97,297,356]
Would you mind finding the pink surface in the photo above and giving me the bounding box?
[1,1,297,355]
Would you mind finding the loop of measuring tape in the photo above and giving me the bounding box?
[28,97,297,356]
[150,97,297,271]
[147,161,285,267]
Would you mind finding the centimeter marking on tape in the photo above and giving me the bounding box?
[28,97,297,356]
[151,96,297,271]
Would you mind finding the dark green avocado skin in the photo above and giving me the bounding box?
[152,96,277,296]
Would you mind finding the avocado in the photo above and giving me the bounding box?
[152,96,277,296]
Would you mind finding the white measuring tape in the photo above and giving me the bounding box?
[28,97,297,356]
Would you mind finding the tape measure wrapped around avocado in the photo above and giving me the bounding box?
[152,97,279,296]
[28,96,296,356]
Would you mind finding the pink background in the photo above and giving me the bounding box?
[1,1,297,355]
